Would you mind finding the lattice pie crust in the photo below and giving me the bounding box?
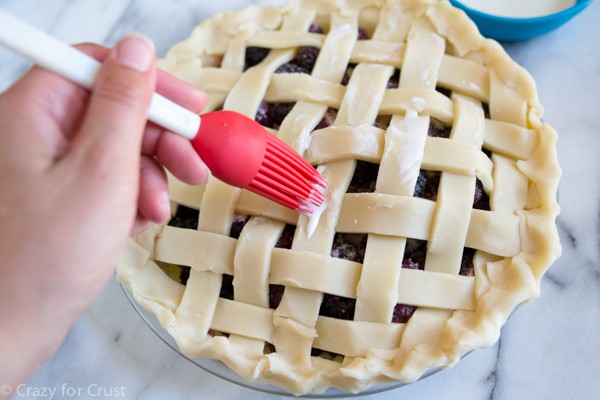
[116,0,561,394]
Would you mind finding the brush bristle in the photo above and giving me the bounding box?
[248,134,327,215]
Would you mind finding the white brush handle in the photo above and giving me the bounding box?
[0,8,200,140]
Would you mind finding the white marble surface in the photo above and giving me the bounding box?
[0,0,598,399]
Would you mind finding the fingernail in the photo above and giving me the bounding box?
[160,191,171,217]
[116,34,155,72]
[201,162,212,183]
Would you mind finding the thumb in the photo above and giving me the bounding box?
[67,34,156,181]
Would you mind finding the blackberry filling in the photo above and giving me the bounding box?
[265,342,277,354]
[294,46,320,72]
[348,161,378,193]
[375,114,392,130]
[317,232,367,321]
[428,118,452,138]
[320,294,355,320]
[403,239,427,270]
[392,303,416,323]
[269,284,285,309]
[473,179,490,210]
[341,64,355,85]
[275,45,319,74]
[255,101,270,127]
[268,225,295,309]
[168,205,199,230]
[254,102,295,129]
[220,274,234,300]
[392,244,427,323]
[482,103,491,119]
[244,46,269,70]
[276,63,309,74]
[436,86,452,98]
[275,224,296,249]
[308,23,324,34]
[357,27,368,40]
[180,266,191,285]
[230,214,250,239]
[460,248,476,276]
[331,233,367,263]
[414,170,441,201]
[269,103,295,129]
[315,108,338,129]
[387,70,400,89]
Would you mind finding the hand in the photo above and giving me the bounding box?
[0,35,208,388]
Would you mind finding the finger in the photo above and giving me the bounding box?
[73,42,111,61]
[81,44,208,186]
[140,71,206,153]
[138,155,170,223]
[65,34,156,184]
[131,215,152,236]
[155,131,210,184]
[156,69,206,114]
[140,72,209,184]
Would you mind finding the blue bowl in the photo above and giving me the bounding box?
[449,0,593,41]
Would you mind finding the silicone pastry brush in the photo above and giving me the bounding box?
[0,9,326,215]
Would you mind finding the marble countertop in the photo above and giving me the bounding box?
[1,0,598,399]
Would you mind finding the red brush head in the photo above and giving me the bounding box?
[192,110,267,188]
[191,110,327,214]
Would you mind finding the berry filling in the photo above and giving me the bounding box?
[428,117,452,138]
[393,243,426,323]
[244,46,269,70]
[220,274,234,300]
[275,62,310,74]
[315,108,338,129]
[248,25,368,78]
[269,284,285,309]
[348,161,378,193]
[482,103,491,119]
[293,46,320,73]
[254,101,295,130]
[436,86,452,98]
[387,71,400,89]
[341,65,355,86]
[414,170,441,201]
[320,294,355,320]
[168,205,199,230]
[230,214,250,239]
[357,27,369,40]
[331,233,368,263]
[255,101,270,127]
[275,224,296,249]
[460,248,476,277]
[309,24,324,34]
[473,179,490,210]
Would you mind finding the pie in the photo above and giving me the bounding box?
[116,0,562,395]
